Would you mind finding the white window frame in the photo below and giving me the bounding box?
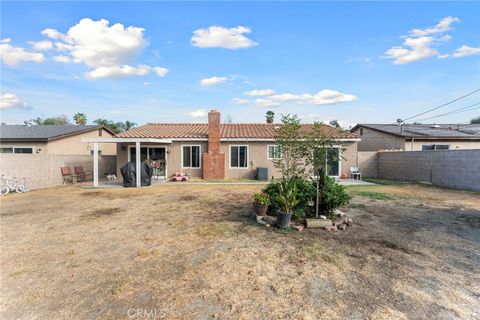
[0,146,35,154]
[312,145,342,178]
[229,145,249,169]
[267,144,282,160]
[181,145,202,169]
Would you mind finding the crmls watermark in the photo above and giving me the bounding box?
[127,308,167,319]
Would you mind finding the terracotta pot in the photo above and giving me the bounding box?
[253,203,268,216]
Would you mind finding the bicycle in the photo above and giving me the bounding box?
[1,175,25,196]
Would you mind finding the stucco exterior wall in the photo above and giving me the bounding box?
[114,140,358,180]
[408,140,480,151]
[50,128,116,155]
[354,127,406,151]
[0,142,48,153]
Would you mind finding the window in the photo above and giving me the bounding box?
[182,145,200,168]
[90,150,102,156]
[267,145,281,160]
[0,147,33,154]
[230,145,248,168]
[422,144,449,150]
[359,128,364,136]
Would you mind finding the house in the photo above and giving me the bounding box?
[0,125,117,190]
[0,124,116,155]
[351,123,480,151]
[86,110,359,184]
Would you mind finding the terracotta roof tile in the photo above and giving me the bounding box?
[116,123,358,139]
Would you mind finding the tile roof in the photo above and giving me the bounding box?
[116,123,358,139]
[354,124,480,139]
[0,125,108,141]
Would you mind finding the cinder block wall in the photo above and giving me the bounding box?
[358,151,378,178]
[377,150,480,191]
[0,154,116,190]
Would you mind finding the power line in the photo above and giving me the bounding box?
[416,102,480,121]
[400,88,480,122]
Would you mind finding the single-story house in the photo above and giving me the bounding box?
[85,110,360,186]
[351,123,480,151]
[0,124,116,155]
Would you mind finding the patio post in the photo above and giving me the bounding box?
[135,141,141,187]
[93,142,99,187]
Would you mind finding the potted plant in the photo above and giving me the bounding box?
[275,178,300,228]
[253,193,270,216]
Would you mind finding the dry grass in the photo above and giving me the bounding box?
[0,183,479,319]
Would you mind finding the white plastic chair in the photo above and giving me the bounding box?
[350,167,362,180]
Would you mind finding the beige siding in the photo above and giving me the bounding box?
[354,127,405,151]
[50,128,116,155]
[409,140,480,151]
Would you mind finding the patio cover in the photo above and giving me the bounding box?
[82,137,172,188]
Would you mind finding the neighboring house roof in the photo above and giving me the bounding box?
[352,124,480,140]
[116,123,358,140]
[0,125,113,142]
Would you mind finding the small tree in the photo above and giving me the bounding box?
[471,116,480,124]
[73,113,87,125]
[33,115,70,125]
[266,110,275,124]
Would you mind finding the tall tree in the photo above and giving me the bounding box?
[94,119,137,134]
[470,116,480,124]
[115,120,137,132]
[266,110,275,124]
[32,115,70,125]
[73,113,87,125]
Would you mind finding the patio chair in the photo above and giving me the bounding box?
[350,167,362,180]
[60,167,76,184]
[74,166,92,182]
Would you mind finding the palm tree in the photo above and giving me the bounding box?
[73,113,87,125]
[266,110,275,124]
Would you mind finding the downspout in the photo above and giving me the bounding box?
[411,138,414,151]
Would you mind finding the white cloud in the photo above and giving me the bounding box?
[0,93,32,110]
[186,109,208,118]
[231,97,248,104]
[244,89,275,97]
[53,55,72,63]
[384,36,438,64]
[255,98,280,107]
[409,16,459,37]
[301,89,358,105]
[252,89,357,107]
[40,18,168,79]
[28,40,53,51]
[200,76,229,86]
[383,16,463,64]
[452,45,480,58]
[0,38,45,66]
[191,25,258,49]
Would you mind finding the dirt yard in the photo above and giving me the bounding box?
[1,182,479,320]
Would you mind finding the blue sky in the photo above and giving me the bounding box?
[1,1,479,127]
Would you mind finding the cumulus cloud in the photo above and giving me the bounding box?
[251,89,357,107]
[40,18,168,79]
[452,45,480,58]
[0,93,32,110]
[0,38,45,66]
[200,76,229,86]
[244,89,275,97]
[231,97,248,104]
[384,16,460,64]
[191,25,258,49]
[409,16,460,37]
[186,109,208,118]
[28,40,53,51]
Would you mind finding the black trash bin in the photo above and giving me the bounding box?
[256,167,268,181]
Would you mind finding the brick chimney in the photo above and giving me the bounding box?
[202,110,225,179]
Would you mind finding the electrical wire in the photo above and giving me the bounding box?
[416,102,480,121]
[400,88,480,122]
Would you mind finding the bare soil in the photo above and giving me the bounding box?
[1,183,479,319]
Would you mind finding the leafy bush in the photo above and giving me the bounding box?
[317,175,351,216]
[276,178,300,214]
[264,178,315,214]
[253,192,270,205]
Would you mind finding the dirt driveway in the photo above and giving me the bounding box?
[1,183,479,319]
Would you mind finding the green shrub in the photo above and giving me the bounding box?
[264,178,315,214]
[253,192,270,205]
[317,175,351,216]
